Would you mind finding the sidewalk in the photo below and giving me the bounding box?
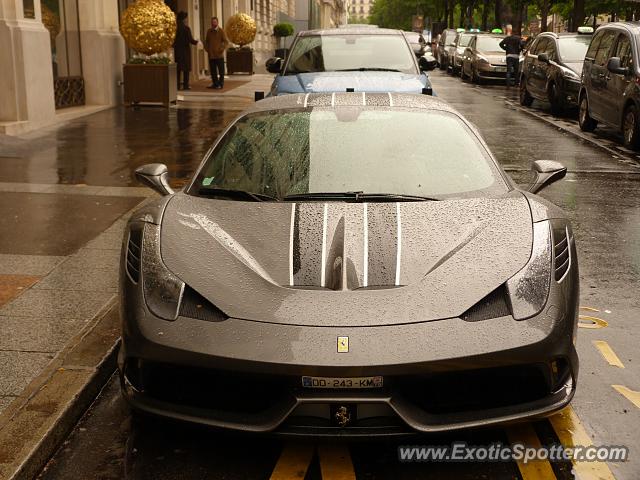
[177,73,274,104]
[0,88,255,478]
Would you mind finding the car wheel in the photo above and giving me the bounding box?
[548,82,565,115]
[578,95,597,132]
[520,80,534,107]
[623,104,640,149]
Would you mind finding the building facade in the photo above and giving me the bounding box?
[1,0,344,135]
[348,0,371,23]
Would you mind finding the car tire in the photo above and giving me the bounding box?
[520,80,534,107]
[578,95,597,132]
[548,82,565,115]
[622,104,640,149]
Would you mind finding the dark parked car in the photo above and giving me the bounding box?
[437,28,458,70]
[578,22,640,148]
[520,31,593,114]
[265,28,434,96]
[121,92,579,435]
[451,32,475,75]
[461,34,508,83]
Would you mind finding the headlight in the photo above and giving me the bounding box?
[506,221,552,320]
[141,223,185,320]
[561,66,580,81]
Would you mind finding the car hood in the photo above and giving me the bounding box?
[274,71,428,94]
[564,62,583,76]
[161,192,533,327]
[480,52,507,65]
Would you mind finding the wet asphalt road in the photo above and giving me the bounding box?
[37,70,640,480]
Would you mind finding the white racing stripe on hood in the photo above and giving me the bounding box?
[178,212,277,285]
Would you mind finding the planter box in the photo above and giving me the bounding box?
[227,49,254,75]
[275,48,289,60]
[123,63,177,107]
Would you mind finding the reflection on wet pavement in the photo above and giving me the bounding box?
[0,104,247,188]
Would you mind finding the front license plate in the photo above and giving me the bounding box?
[495,66,507,72]
[301,376,383,389]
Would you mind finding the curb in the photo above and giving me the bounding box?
[0,300,121,480]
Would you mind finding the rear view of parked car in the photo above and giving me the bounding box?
[520,30,593,114]
[579,22,640,148]
[437,28,458,70]
[451,32,475,75]
[266,28,434,96]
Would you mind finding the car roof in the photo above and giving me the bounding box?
[596,21,640,34]
[248,93,457,115]
[539,32,592,39]
[299,27,403,36]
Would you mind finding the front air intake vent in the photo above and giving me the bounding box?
[553,226,571,282]
[179,286,228,322]
[126,227,143,283]
[461,285,510,322]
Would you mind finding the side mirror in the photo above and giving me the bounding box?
[266,57,283,74]
[528,160,567,194]
[537,53,550,63]
[607,56,629,75]
[135,163,174,196]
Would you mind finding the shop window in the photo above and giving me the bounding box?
[42,0,84,108]
[23,0,35,18]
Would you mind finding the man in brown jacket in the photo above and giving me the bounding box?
[204,17,229,89]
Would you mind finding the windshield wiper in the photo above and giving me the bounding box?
[335,67,402,72]
[198,186,279,202]
[283,192,439,202]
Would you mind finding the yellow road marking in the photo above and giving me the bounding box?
[548,407,616,480]
[579,306,600,312]
[318,443,356,480]
[592,341,625,368]
[505,423,557,479]
[612,385,640,409]
[269,442,315,480]
[578,315,609,329]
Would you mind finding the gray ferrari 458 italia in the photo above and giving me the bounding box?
[119,92,579,436]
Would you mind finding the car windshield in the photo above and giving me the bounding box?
[445,32,457,46]
[458,34,474,47]
[191,108,507,200]
[476,36,504,52]
[285,34,416,74]
[558,36,592,63]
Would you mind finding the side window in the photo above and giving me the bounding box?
[594,31,616,66]
[586,31,603,59]
[614,34,633,68]
[529,38,541,55]
[534,38,549,56]
[544,39,558,59]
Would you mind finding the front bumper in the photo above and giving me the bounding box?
[477,64,508,80]
[562,79,581,106]
[119,273,579,436]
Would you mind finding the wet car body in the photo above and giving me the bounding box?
[437,28,458,70]
[450,32,475,75]
[119,93,579,436]
[520,32,592,114]
[461,34,509,82]
[267,28,433,96]
[579,22,640,148]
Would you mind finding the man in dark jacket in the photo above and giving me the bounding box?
[173,11,198,90]
[499,25,524,87]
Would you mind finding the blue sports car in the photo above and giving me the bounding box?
[266,28,435,96]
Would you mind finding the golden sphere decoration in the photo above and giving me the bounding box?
[119,0,176,55]
[225,13,257,47]
[41,5,60,45]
